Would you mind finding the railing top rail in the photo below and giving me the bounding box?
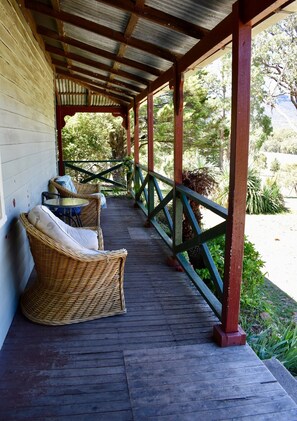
[136,163,148,172]
[136,164,174,187]
[176,184,228,219]
[64,159,124,163]
[150,170,174,187]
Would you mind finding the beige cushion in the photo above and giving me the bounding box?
[28,205,102,254]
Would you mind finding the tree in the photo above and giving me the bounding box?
[253,14,297,111]
[62,113,127,160]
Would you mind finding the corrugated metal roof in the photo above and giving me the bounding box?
[23,0,295,109]
[146,0,234,30]
[64,24,120,55]
[61,0,130,33]
[68,46,114,68]
[56,78,120,106]
[124,46,171,72]
[133,19,198,56]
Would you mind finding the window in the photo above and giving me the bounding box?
[0,152,7,229]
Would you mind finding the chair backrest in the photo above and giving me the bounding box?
[24,206,100,255]
[54,175,77,193]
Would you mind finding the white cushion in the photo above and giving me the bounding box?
[28,205,101,254]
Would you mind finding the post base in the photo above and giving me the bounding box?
[213,324,246,347]
[166,256,184,272]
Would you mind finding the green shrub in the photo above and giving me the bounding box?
[215,167,287,215]
[246,170,264,214]
[261,180,287,214]
[249,323,297,375]
[196,235,265,308]
[270,158,280,173]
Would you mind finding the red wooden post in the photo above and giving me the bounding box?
[126,111,131,156]
[147,93,154,220]
[56,105,64,175]
[174,69,184,185]
[134,102,140,165]
[213,3,251,347]
[173,69,184,254]
[147,93,154,172]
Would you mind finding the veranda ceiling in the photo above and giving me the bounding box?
[22,0,296,109]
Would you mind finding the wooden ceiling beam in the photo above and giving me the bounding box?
[56,68,134,99]
[95,0,209,39]
[51,58,142,93]
[57,73,130,104]
[108,0,144,90]
[241,0,295,25]
[37,26,161,76]
[25,0,179,62]
[45,44,150,86]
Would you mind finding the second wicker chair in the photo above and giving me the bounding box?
[49,176,102,227]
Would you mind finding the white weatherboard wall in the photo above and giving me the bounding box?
[0,0,57,348]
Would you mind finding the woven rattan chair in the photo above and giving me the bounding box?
[20,213,127,325]
[49,177,101,227]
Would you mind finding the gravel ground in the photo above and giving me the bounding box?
[203,198,297,302]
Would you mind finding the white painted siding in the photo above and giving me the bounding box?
[0,0,57,348]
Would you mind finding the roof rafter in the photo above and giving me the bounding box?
[108,0,145,90]
[96,0,209,39]
[51,58,142,93]
[45,44,150,86]
[50,0,73,103]
[25,0,179,62]
[37,26,161,77]
[56,68,135,99]
[57,74,130,105]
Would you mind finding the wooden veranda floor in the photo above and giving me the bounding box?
[0,197,296,420]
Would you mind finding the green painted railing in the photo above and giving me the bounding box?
[133,164,228,319]
[61,160,129,190]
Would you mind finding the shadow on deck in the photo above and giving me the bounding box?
[0,197,296,420]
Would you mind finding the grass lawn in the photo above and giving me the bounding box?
[241,277,297,376]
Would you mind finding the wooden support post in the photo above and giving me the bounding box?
[133,102,140,203]
[56,105,64,175]
[134,102,140,165]
[147,93,154,221]
[173,69,184,250]
[126,111,131,156]
[213,3,251,347]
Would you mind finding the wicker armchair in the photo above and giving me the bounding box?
[20,213,127,325]
[49,177,101,227]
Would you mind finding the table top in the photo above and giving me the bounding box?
[44,198,89,208]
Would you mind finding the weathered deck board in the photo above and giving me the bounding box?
[0,197,296,420]
[124,342,297,420]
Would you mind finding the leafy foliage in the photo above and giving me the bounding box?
[261,180,287,214]
[196,235,265,306]
[62,113,126,161]
[249,324,297,375]
[215,167,287,214]
[252,14,297,110]
[263,129,297,154]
